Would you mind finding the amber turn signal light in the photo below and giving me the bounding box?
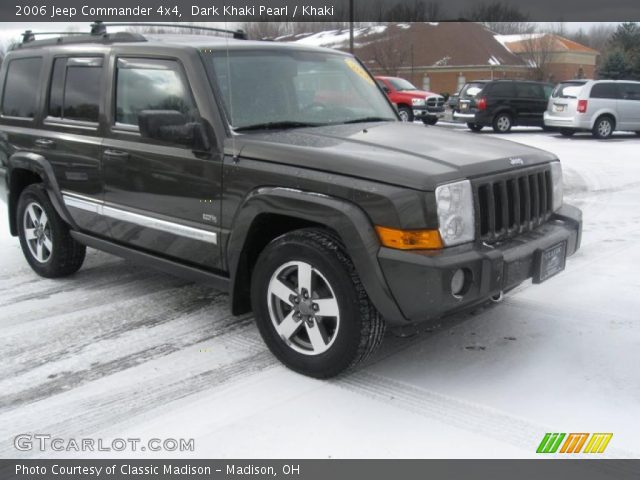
[375,226,443,250]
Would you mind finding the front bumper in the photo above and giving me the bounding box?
[377,204,582,324]
[413,107,445,119]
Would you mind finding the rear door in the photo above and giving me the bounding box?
[102,54,223,269]
[39,55,109,236]
[515,82,546,125]
[617,82,640,130]
[486,82,516,118]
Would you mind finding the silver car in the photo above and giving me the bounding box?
[544,79,640,139]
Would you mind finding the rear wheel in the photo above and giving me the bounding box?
[251,228,385,378]
[592,115,614,139]
[398,106,413,122]
[467,123,483,132]
[560,129,576,137]
[17,184,86,278]
[422,117,438,125]
[492,113,512,133]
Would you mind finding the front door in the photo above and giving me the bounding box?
[102,56,222,270]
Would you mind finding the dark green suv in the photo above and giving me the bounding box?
[0,25,582,378]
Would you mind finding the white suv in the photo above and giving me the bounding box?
[544,79,640,139]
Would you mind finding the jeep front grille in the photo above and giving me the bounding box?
[426,97,445,108]
[474,165,553,243]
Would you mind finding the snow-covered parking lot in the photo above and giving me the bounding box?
[1,126,639,459]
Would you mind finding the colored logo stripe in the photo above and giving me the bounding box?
[537,433,613,454]
[583,433,613,454]
[536,433,566,453]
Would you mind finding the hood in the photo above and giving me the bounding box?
[230,122,557,191]
[396,89,441,99]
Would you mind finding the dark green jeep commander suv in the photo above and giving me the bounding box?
[0,25,582,378]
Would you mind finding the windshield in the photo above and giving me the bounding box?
[203,49,397,130]
[387,77,418,91]
[552,82,586,99]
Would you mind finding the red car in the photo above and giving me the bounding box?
[376,76,445,125]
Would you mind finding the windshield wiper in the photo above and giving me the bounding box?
[234,121,322,132]
[342,117,394,124]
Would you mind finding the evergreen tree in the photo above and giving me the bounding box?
[598,51,631,79]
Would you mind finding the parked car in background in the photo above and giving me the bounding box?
[375,76,445,124]
[454,80,553,133]
[544,79,640,139]
[452,80,489,123]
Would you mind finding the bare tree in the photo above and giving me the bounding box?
[370,24,411,75]
[385,0,443,21]
[464,1,533,34]
[518,32,558,81]
[242,21,291,40]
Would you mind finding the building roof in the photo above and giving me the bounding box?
[280,23,528,68]
[496,33,599,55]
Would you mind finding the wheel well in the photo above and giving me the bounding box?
[594,113,616,129]
[231,213,332,315]
[8,169,42,236]
[397,103,411,111]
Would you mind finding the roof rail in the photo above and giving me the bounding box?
[90,21,247,39]
[21,30,87,44]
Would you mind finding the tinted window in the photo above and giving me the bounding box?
[2,57,42,118]
[516,83,544,99]
[619,83,640,100]
[590,83,619,99]
[489,82,516,97]
[116,59,195,126]
[48,58,102,122]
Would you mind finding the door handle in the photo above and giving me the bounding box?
[35,138,55,148]
[104,149,129,159]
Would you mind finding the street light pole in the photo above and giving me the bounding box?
[349,0,354,54]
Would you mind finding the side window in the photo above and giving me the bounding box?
[516,83,543,99]
[489,82,515,97]
[590,83,619,99]
[619,83,640,101]
[48,57,102,122]
[115,58,196,128]
[543,85,553,99]
[1,57,42,118]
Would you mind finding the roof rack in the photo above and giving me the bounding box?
[90,21,247,40]
[18,21,246,48]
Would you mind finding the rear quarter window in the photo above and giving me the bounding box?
[590,83,619,99]
[1,57,43,118]
[552,82,585,99]
[488,82,515,97]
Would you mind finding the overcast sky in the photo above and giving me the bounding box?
[0,21,622,48]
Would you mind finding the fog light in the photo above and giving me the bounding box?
[451,268,469,298]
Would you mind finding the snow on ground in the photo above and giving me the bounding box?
[1,127,640,459]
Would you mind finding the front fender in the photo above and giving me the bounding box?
[227,187,407,325]
[7,152,77,234]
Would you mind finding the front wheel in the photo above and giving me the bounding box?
[492,113,512,133]
[17,184,86,278]
[422,117,438,125]
[251,228,385,378]
[398,106,413,122]
[467,123,483,132]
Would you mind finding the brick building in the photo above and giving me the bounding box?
[283,23,598,95]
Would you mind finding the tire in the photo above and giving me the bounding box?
[560,129,576,137]
[398,106,413,122]
[422,117,438,125]
[592,115,615,139]
[251,228,386,378]
[17,184,86,278]
[467,123,483,132]
[492,112,512,133]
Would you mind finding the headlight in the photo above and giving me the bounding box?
[435,179,475,247]
[550,161,563,211]
[411,98,426,106]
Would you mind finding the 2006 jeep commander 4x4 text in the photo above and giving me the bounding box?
[0,24,582,378]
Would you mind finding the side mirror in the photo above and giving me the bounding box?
[138,110,210,151]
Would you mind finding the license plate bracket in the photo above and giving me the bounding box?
[533,241,567,284]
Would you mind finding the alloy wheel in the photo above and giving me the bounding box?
[267,260,340,356]
[23,202,52,263]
